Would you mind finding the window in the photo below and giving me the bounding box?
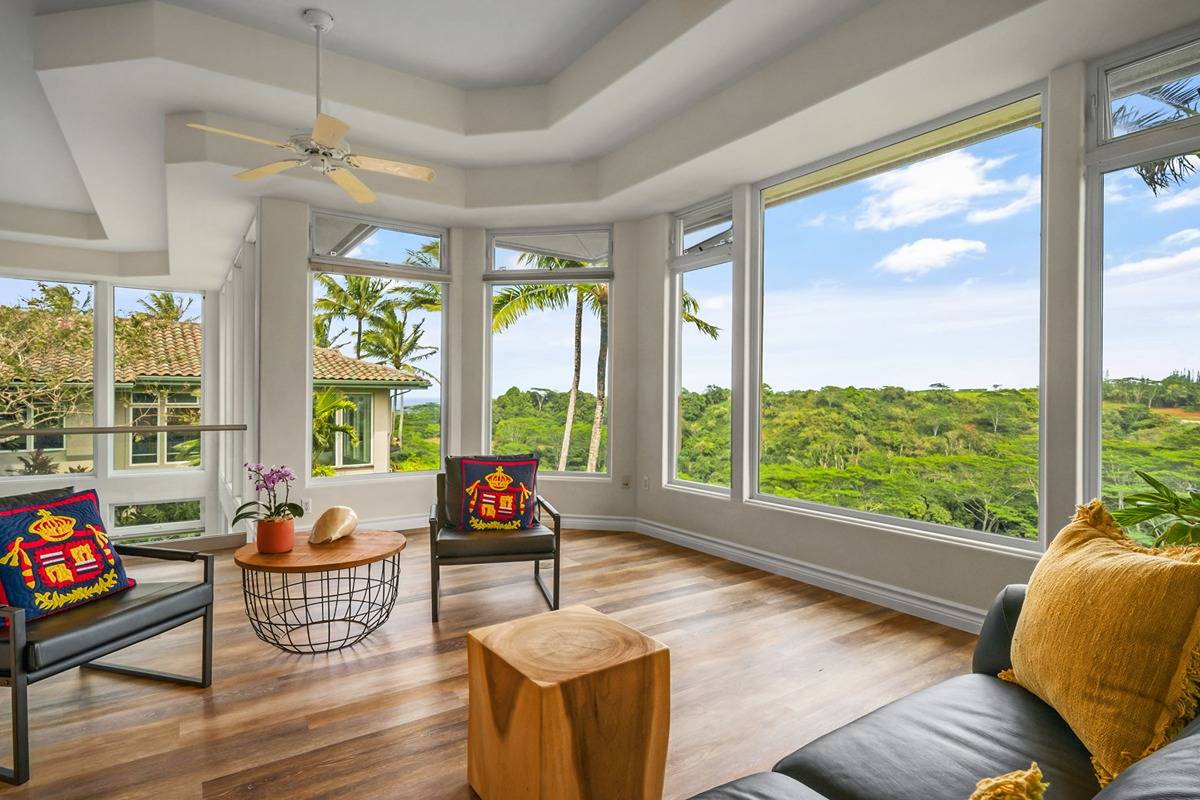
[491,229,610,271]
[112,499,204,543]
[670,199,734,489]
[311,212,443,271]
[310,268,443,477]
[677,202,733,257]
[1098,159,1200,545]
[488,229,613,473]
[757,95,1043,540]
[0,277,95,475]
[1105,37,1200,141]
[114,288,204,470]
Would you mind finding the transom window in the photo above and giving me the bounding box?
[1104,36,1200,142]
[311,211,444,271]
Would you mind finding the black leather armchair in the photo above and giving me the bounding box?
[428,473,560,622]
[692,584,1200,800]
[0,543,214,785]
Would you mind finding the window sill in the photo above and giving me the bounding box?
[665,480,731,501]
[742,495,1042,558]
[538,472,611,482]
[309,470,439,486]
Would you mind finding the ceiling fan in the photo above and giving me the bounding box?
[186,8,433,204]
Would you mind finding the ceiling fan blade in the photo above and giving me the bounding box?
[345,154,434,182]
[326,167,376,204]
[186,123,291,149]
[312,113,350,149]
[235,159,306,181]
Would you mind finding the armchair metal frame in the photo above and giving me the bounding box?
[429,474,561,623]
[0,544,214,785]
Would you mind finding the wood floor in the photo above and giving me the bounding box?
[0,529,975,799]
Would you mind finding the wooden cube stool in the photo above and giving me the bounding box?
[467,605,670,800]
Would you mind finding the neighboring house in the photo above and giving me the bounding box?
[1,321,427,476]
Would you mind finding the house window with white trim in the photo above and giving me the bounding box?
[114,288,204,470]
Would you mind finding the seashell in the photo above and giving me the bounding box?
[308,506,358,544]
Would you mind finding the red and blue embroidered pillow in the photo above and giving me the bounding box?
[447,455,538,531]
[0,490,134,624]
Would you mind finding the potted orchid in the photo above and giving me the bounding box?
[233,463,304,553]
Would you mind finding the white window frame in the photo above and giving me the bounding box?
[123,387,202,468]
[315,391,374,468]
[310,209,448,276]
[1090,24,1200,149]
[1083,30,1200,503]
[307,212,451,483]
[484,226,614,478]
[668,196,734,495]
[2,405,67,453]
[746,85,1048,553]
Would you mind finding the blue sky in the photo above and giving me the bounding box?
[758,125,1044,393]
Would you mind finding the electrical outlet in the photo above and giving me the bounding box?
[302,498,313,513]
[641,475,649,490]
[621,475,631,489]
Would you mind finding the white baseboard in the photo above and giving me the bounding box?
[624,516,985,633]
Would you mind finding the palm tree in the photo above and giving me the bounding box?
[312,314,348,350]
[314,274,393,358]
[136,291,195,322]
[492,279,577,469]
[311,388,357,475]
[1112,80,1200,194]
[361,305,438,449]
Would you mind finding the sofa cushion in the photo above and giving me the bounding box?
[689,772,828,800]
[1093,728,1200,800]
[1006,501,1200,783]
[0,581,212,672]
[773,674,1100,800]
[436,524,555,558]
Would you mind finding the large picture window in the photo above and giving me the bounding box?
[489,230,611,474]
[113,288,204,470]
[757,96,1043,539]
[310,270,443,477]
[0,277,95,475]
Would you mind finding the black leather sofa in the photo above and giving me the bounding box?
[692,584,1200,800]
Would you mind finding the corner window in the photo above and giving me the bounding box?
[1105,37,1200,142]
[757,95,1043,540]
[114,288,204,470]
[310,265,444,478]
[488,229,613,473]
[0,277,95,476]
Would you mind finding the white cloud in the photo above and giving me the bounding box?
[1156,186,1200,212]
[802,212,841,227]
[855,151,1037,230]
[1107,246,1200,279]
[1165,228,1200,246]
[876,237,986,276]
[1104,174,1135,205]
[967,177,1040,222]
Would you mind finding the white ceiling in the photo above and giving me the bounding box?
[34,0,648,89]
[1,0,92,213]
[7,0,1200,292]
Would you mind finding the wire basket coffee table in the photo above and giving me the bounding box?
[233,530,406,654]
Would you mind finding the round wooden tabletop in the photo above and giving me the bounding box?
[233,529,406,574]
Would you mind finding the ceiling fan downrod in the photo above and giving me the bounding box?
[302,8,335,118]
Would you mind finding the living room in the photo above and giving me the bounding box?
[0,0,1197,797]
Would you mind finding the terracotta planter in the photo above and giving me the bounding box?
[255,517,296,554]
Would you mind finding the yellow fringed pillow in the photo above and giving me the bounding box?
[1003,501,1200,784]
[969,762,1047,800]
